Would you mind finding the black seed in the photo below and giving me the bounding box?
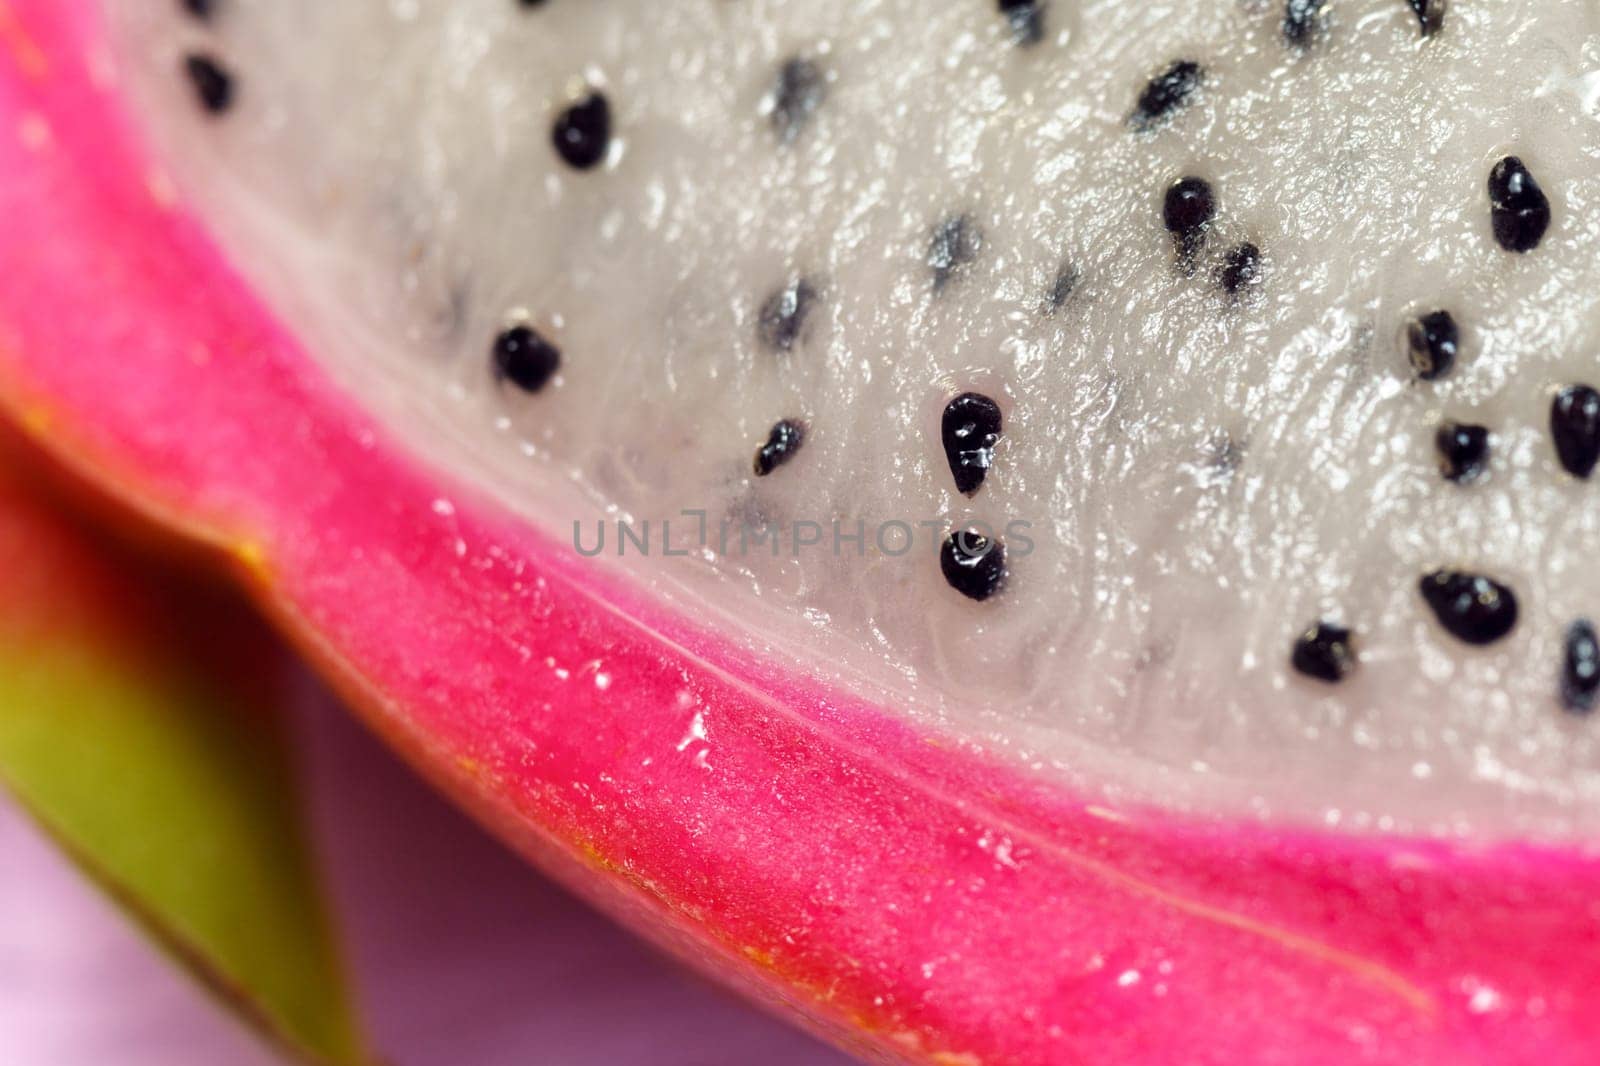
[1487,156,1551,253]
[1435,421,1489,483]
[929,215,982,290]
[1163,177,1215,233]
[1419,570,1519,646]
[1045,265,1079,312]
[1407,0,1446,37]
[183,53,234,115]
[552,92,611,171]
[1218,242,1261,297]
[753,420,805,476]
[757,278,817,352]
[770,57,826,143]
[996,0,1044,46]
[180,0,215,21]
[1163,176,1215,268]
[942,392,1003,497]
[1405,310,1459,381]
[492,325,561,393]
[1283,0,1328,46]
[1291,622,1356,683]
[1562,620,1600,714]
[941,530,1007,601]
[1132,60,1203,130]
[1551,385,1600,479]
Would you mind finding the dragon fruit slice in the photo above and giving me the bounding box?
[3,1,1600,1062]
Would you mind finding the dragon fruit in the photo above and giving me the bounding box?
[4,0,1600,1062]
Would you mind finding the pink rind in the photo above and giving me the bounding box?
[2,4,1599,1062]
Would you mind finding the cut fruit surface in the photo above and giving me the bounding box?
[4,2,1600,1063]
[105,0,1600,835]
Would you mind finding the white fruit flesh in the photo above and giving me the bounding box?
[107,0,1600,836]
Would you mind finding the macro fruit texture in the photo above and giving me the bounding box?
[104,0,1600,830]
[3,1,1600,1063]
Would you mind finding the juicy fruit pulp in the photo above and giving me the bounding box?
[10,5,1600,1063]
[113,0,1600,838]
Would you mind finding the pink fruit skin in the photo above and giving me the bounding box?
[2,4,1599,1063]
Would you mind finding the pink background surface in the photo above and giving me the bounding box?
[0,678,851,1066]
